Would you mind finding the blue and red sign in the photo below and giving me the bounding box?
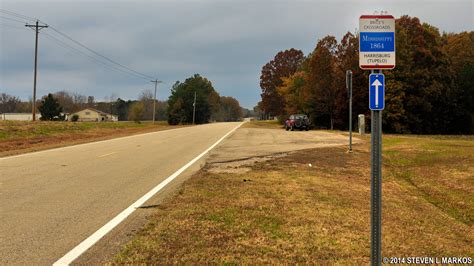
[359,15,396,70]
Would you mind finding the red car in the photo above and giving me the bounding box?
[285,114,311,131]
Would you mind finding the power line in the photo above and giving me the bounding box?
[43,32,146,79]
[42,32,153,80]
[0,9,36,22]
[0,22,28,30]
[1,8,157,81]
[48,26,155,81]
[1,8,160,85]
[0,15,28,24]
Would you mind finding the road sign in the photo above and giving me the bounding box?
[369,73,385,110]
[359,15,395,70]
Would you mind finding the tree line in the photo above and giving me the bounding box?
[167,74,243,124]
[259,15,473,134]
[1,74,246,123]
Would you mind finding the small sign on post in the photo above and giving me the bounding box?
[369,73,385,110]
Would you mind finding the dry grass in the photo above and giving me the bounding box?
[0,121,186,157]
[113,134,473,264]
[243,120,282,129]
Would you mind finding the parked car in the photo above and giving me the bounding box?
[285,114,311,131]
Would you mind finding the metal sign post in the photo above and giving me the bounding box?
[370,70,383,266]
[346,70,353,152]
[359,13,395,266]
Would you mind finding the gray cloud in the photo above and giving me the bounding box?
[1,0,472,108]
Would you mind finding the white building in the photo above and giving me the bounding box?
[0,113,42,121]
[69,108,118,122]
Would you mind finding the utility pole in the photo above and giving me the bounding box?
[192,91,196,124]
[25,20,48,121]
[346,70,353,152]
[151,79,162,123]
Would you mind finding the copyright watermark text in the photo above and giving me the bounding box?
[383,256,472,264]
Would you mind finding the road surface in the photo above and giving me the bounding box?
[205,126,357,174]
[0,122,241,265]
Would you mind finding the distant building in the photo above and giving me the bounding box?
[69,108,117,122]
[0,113,42,121]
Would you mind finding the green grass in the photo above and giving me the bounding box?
[113,133,473,263]
[383,135,474,225]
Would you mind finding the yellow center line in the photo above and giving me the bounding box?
[98,152,117,158]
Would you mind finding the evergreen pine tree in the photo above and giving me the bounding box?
[38,93,64,121]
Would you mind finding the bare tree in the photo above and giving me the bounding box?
[72,92,87,110]
[87,96,95,107]
[105,93,118,103]
[0,93,21,113]
[139,89,154,120]
[128,102,144,122]
[53,91,74,113]
[103,93,119,115]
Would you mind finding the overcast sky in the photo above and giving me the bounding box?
[1,0,472,108]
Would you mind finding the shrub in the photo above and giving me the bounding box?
[71,114,79,122]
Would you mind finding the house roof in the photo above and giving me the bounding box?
[73,108,113,116]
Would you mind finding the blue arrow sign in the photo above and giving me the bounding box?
[369,73,385,110]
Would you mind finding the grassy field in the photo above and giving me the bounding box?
[113,131,473,264]
[0,120,183,156]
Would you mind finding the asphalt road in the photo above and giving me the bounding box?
[0,122,241,265]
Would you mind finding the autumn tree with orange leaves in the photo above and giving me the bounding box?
[259,48,305,117]
[259,15,473,134]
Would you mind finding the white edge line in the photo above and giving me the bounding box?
[98,151,117,158]
[52,122,243,266]
[0,125,198,161]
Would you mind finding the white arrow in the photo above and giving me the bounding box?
[372,78,382,107]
